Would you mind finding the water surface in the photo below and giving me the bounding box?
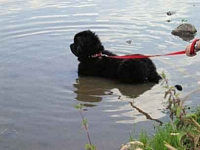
[0,0,200,150]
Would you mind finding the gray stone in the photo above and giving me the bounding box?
[166,11,176,16]
[171,23,197,41]
[172,23,197,36]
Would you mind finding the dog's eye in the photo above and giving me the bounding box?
[75,37,82,43]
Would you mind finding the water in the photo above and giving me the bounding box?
[0,0,200,150]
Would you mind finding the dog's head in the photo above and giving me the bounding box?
[70,30,104,60]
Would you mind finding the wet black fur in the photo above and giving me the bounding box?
[70,30,161,84]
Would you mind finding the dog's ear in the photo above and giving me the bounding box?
[85,41,104,56]
[95,44,104,52]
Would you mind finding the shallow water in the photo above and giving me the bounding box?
[0,0,200,150]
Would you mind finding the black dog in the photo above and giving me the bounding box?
[70,30,161,84]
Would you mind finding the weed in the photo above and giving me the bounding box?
[75,104,97,150]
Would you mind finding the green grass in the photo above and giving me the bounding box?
[126,106,200,150]
[124,71,200,150]
[129,123,181,150]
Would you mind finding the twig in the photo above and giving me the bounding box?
[129,102,163,125]
[79,110,93,146]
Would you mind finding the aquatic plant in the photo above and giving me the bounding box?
[75,104,97,150]
[181,19,188,23]
[162,72,200,149]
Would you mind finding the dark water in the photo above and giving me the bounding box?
[0,0,200,150]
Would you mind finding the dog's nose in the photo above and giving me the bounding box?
[70,43,74,50]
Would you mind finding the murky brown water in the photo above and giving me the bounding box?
[0,0,200,150]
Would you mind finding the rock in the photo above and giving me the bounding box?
[166,11,176,16]
[126,40,132,44]
[171,23,197,41]
[175,85,182,91]
[172,23,197,36]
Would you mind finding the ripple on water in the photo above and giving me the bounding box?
[0,1,200,150]
[0,0,173,48]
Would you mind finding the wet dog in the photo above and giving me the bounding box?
[70,30,161,84]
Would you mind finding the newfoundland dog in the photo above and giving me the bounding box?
[70,30,161,84]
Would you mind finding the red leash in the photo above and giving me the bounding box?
[108,50,186,59]
[105,39,200,59]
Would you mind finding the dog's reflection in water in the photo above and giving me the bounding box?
[74,77,162,125]
[73,76,156,107]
